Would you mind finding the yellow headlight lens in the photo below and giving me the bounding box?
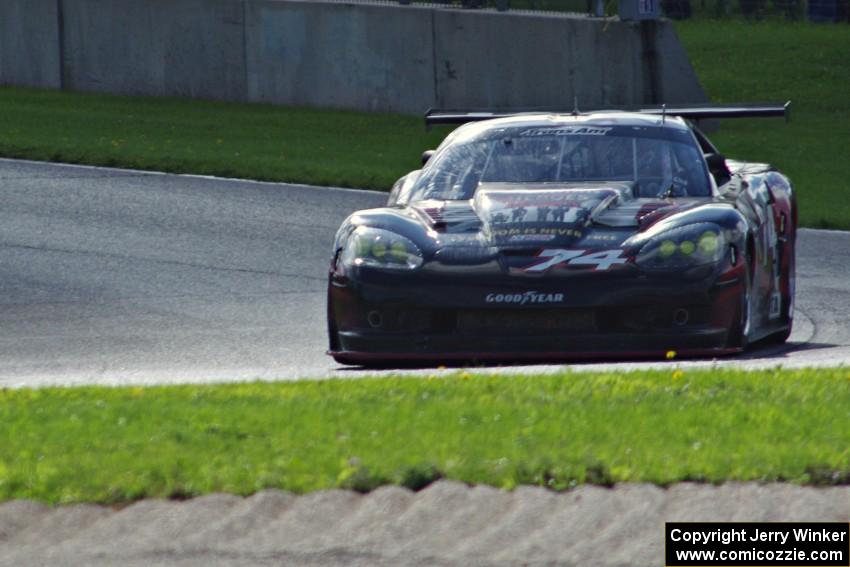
[390,240,408,262]
[659,240,677,258]
[680,240,695,256]
[344,227,424,270]
[354,234,371,257]
[698,231,719,255]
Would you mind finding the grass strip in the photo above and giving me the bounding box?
[1,367,848,504]
[0,21,848,227]
[674,20,850,229]
[0,86,452,190]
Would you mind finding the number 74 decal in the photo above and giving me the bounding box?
[523,249,629,272]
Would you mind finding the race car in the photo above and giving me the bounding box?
[327,103,795,365]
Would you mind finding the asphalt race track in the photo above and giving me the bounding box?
[2,158,849,387]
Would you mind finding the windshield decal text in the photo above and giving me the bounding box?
[519,126,612,137]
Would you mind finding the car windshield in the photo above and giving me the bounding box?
[410,124,711,201]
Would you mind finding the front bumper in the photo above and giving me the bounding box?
[331,333,739,365]
[328,264,743,365]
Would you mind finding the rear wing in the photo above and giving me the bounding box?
[424,101,791,127]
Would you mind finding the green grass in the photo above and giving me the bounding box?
[0,87,451,190]
[674,20,850,228]
[0,20,848,226]
[2,368,849,504]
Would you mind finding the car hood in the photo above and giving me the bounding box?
[410,183,703,249]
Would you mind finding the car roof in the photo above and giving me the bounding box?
[443,112,691,146]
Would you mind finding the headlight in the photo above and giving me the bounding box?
[636,223,726,269]
[341,227,424,270]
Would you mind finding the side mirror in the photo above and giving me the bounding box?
[421,150,435,167]
[705,152,730,182]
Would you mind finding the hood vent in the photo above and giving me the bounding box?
[413,200,481,231]
[594,199,669,228]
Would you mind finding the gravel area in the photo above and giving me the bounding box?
[2,481,848,567]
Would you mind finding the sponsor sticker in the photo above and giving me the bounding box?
[524,249,629,272]
[508,234,557,242]
[493,227,584,240]
[520,126,612,137]
[485,291,565,305]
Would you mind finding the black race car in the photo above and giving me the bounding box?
[327,103,795,365]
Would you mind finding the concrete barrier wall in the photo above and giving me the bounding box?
[433,11,646,109]
[653,22,707,104]
[0,0,706,115]
[246,1,435,112]
[0,0,61,89]
[61,0,247,99]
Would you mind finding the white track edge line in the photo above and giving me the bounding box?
[0,157,382,196]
